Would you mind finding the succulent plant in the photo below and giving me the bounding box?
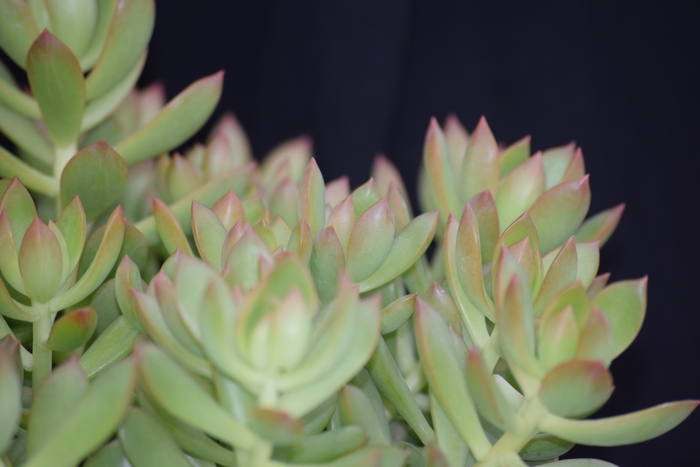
[0,2,697,467]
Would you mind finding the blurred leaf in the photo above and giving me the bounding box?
[299,158,326,237]
[519,432,574,462]
[423,118,461,224]
[192,201,227,271]
[575,204,625,247]
[22,358,137,467]
[0,0,39,68]
[413,299,491,459]
[338,384,391,445]
[26,358,88,457]
[79,0,118,70]
[19,218,63,303]
[83,440,132,467]
[0,176,37,250]
[288,426,368,463]
[116,71,223,165]
[310,226,345,306]
[499,135,531,178]
[529,176,591,254]
[550,460,617,466]
[26,31,84,146]
[0,276,38,321]
[496,152,545,228]
[136,343,258,451]
[51,207,124,311]
[46,307,97,352]
[118,408,191,467]
[351,178,382,218]
[85,0,154,100]
[79,315,138,379]
[0,106,53,165]
[539,360,613,418]
[380,293,416,335]
[248,407,305,446]
[89,279,121,339]
[465,348,517,432]
[327,196,356,256]
[61,141,128,220]
[0,339,22,453]
[154,198,193,256]
[358,211,438,292]
[44,0,97,58]
[541,143,576,189]
[460,117,499,203]
[541,401,699,446]
[591,278,647,357]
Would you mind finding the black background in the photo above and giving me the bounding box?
[141,1,700,465]
[2,0,697,465]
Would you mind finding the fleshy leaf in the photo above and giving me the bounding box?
[135,343,258,451]
[56,196,86,274]
[154,198,193,256]
[298,158,326,237]
[358,211,438,293]
[591,278,647,357]
[60,141,128,220]
[118,408,191,467]
[346,198,395,283]
[0,176,38,249]
[499,135,531,178]
[79,315,138,379]
[465,348,517,431]
[371,155,408,198]
[539,360,613,418]
[575,308,615,368]
[287,426,368,463]
[0,338,22,453]
[380,293,416,335]
[538,306,580,372]
[26,358,89,457]
[413,299,491,459]
[46,307,98,352]
[496,152,546,229]
[534,237,577,316]
[350,178,382,217]
[116,72,223,165]
[423,118,462,223]
[540,401,699,446]
[192,201,227,271]
[541,143,576,189]
[85,0,154,100]
[310,227,345,306]
[575,204,625,247]
[460,116,499,203]
[43,0,97,59]
[338,384,391,445]
[0,0,39,68]
[469,190,499,263]
[529,176,591,254]
[19,218,63,303]
[27,31,85,146]
[327,196,356,255]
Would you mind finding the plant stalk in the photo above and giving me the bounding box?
[31,303,53,389]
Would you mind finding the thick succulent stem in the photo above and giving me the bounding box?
[31,303,53,389]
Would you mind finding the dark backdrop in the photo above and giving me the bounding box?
[144,1,698,465]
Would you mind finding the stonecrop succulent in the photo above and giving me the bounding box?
[0,2,697,467]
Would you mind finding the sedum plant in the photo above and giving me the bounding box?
[0,2,697,467]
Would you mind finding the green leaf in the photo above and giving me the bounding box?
[79,315,138,379]
[591,278,647,357]
[26,358,88,457]
[529,176,591,254]
[424,283,463,338]
[575,308,615,368]
[0,75,40,117]
[534,237,577,316]
[541,143,576,189]
[135,343,258,451]
[191,201,227,272]
[45,307,97,352]
[538,306,580,372]
[380,293,416,335]
[351,178,382,218]
[496,152,546,228]
[519,433,574,462]
[0,176,38,251]
[116,71,223,165]
[247,407,305,446]
[61,141,128,220]
[23,357,137,467]
[338,384,391,445]
[460,116,499,204]
[44,0,97,59]
[539,360,613,418]
[423,118,462,224]
[89,279,121,340]
[154,198,193,256]
[0,105,53,164]
[0,147,58,196]
[83,440,132,467]
[51,207,124,311]
[288,426,368,463]
[499,135,531,178]
[310,226,345,306]
[114,256,143,329]
[468,189,499,263]
[575,204,625,247]
[136,166,252,246]
[0,339,22,453]
[465,348,517,432]
[298,157,326,237]
[78,0,118,71]
[0,0,39,68]
[455,203,494,321]
[19,218,63,303]
[118,408,191,467]
[491,212,541,299]
[0,276,38,321]
[365,337,435,444]
[81,51,146,131]
[56,196,86,274]
[358,210,438,292]
[413,299,491,460]
[540,400,699,446]
[27,30,85,146]
[85,0,153,100]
